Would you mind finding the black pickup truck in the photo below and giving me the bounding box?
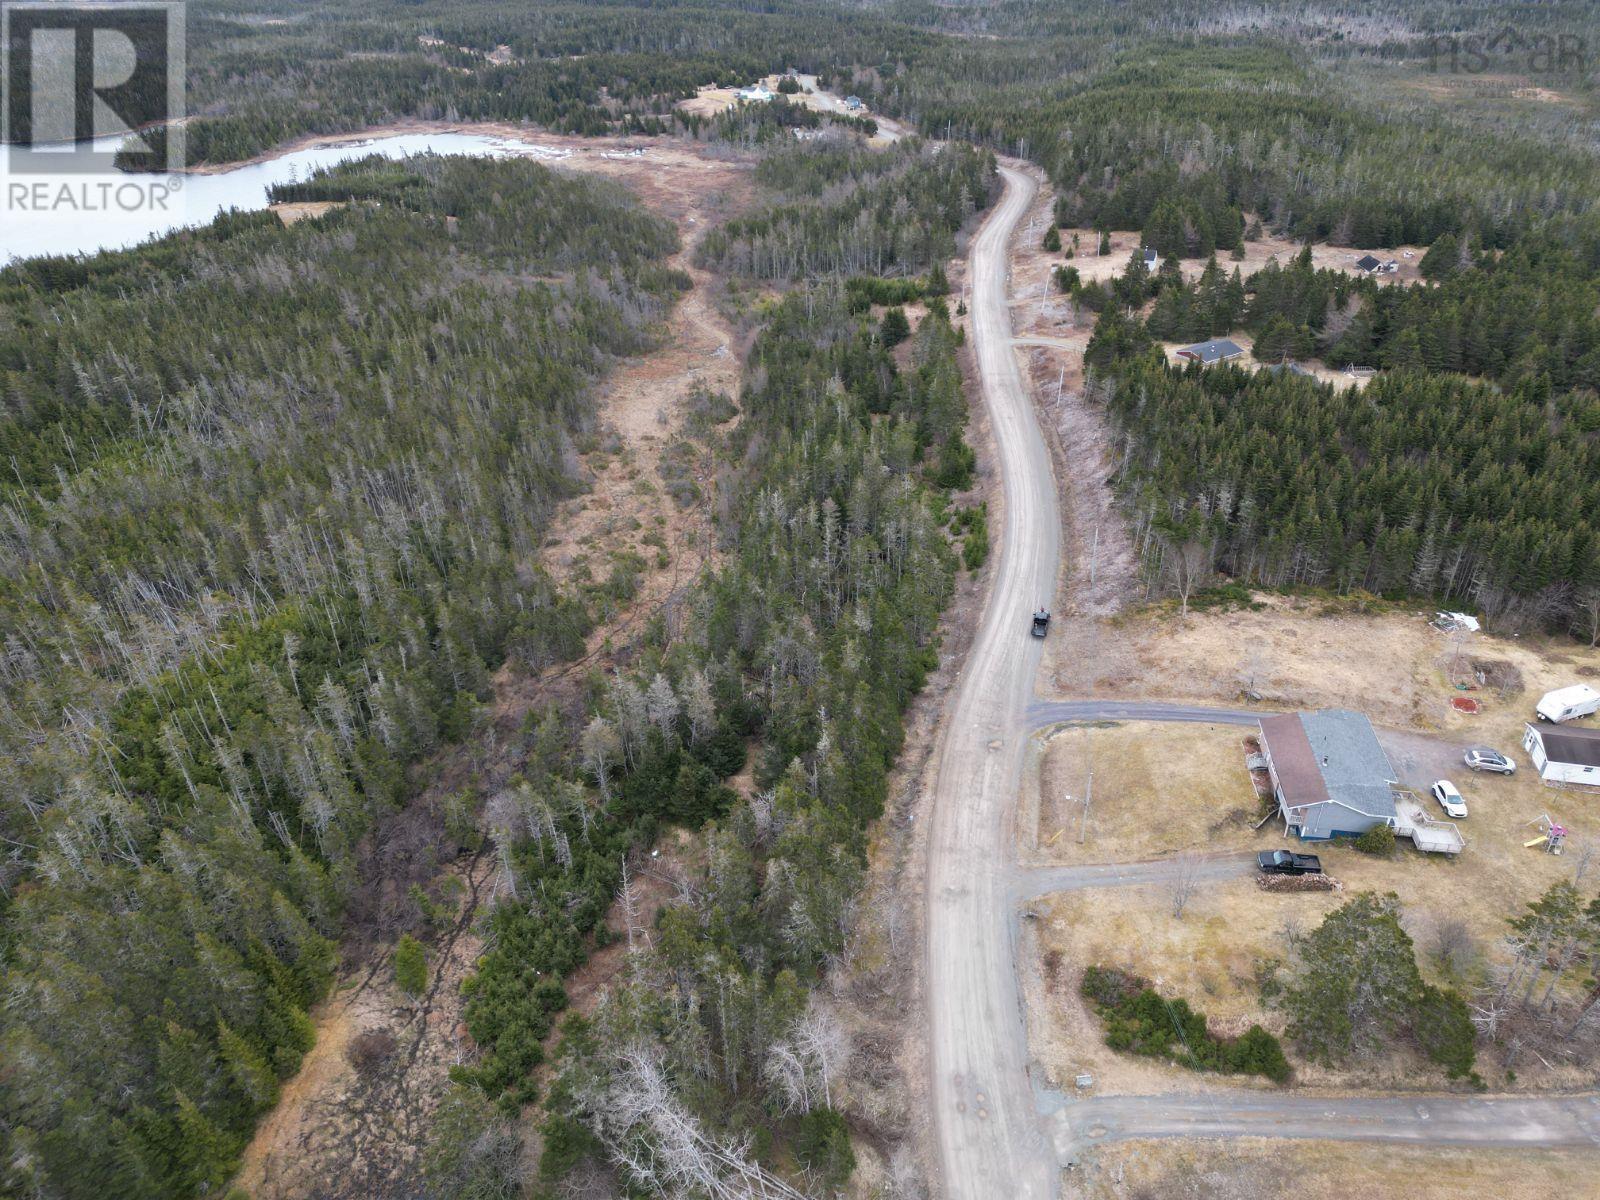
[1257,849,1323,876]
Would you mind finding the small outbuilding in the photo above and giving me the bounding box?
[1175,338,1245,365]
[1140,246,1160,272]
[1354,253,1382,273]
[1523,723,1600,787]
[1260,709,1398,840]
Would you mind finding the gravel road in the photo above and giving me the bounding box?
[922,169,1600,1199]
[1047,1091,1600,1158]
[925,163,1061,1200]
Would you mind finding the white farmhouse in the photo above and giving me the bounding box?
[1523,723,1600,787]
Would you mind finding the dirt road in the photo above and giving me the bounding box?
[921,168,1600,1198]
[1048,1092,1600,1156]
[925,163,1062,1200]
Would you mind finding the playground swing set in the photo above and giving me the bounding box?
[1524,815,1569,854]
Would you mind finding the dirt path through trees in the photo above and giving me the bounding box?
[230,138,753,1200]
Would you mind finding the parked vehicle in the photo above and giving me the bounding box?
[1257,849,1323,875]
[1430,780,1468,818]
[1030,609,1050,638]
[1463,747,1516,775]
[1536,684,1600,724]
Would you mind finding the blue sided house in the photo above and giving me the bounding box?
[1259,709,1397,841]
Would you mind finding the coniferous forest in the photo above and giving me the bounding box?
[0,156,684,1195]
[8,1,1600,1197]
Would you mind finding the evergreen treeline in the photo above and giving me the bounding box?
[0,155,682,1198]
[534,286,978,1193]
[1089,354,1600,635]
[116,0,937,166]
[1137,238,1600,389]
[697,140,996,280]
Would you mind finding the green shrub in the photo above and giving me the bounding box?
[880,306,911,347]
[1416,985,1478,1079]
[394,934,428,1000]
[1353,823,1396,856]
[1080,965,1290,1083]
[794,1107,854,1187]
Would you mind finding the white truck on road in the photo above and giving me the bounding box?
[1536,684,1600,724]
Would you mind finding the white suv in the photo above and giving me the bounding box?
[1430,780,1468,819]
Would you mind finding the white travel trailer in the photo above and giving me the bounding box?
[1535,684,1600,724]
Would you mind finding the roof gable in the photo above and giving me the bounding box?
[1536,724,1600,768]
[1300,708,1398,819]
[1179,338,1243,363]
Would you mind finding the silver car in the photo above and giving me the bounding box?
[1463,747,1515,775]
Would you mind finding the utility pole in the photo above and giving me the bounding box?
[1079,767,1093,844]
[1089,524,1100,589]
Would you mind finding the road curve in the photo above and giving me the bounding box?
[925,164,1060,1200]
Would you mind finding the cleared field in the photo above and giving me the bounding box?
[1047,227,1425,288]
[1157,331,1368,389]
[1029,820,1597,1091]
[1024,721,1264,864]
[1077,1137,1600,1200]
[1046,591,1600,740]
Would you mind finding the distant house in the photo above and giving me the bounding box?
[1265,361,1313,377]
[736,84,774,102]
[844,94,864,111]
[1141,246,1160,272]
[1260,710,1398,840]
[1354,253,1383,274]
[1175,338,1245,365]
[1523,723,1600,787]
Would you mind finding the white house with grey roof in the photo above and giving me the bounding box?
[1259,709,1398,840]
[1175,338,1244,366]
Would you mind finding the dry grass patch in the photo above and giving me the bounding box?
[1027,722,1264,863]
[1078,1137,1600,1200]
[1038,879,1325,1028]
[1046,592,1600,738]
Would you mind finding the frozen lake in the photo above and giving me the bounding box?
[1,132,573,264]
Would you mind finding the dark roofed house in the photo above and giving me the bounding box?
[1265,361,1313,377]
[1141,246,1160,271]
[1260,709,1398,840]
[1175,338,1244,365]
[1354,253,1382,274]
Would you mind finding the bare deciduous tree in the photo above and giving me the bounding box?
[581,715,621,801]
[1421,914,1479,982]
[1168,851,1202,919]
